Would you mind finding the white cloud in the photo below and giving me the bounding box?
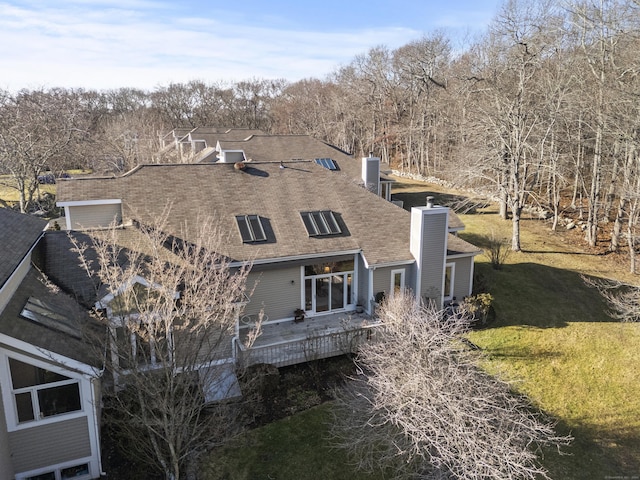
[0,2,421,91]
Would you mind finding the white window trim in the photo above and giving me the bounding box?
[444,262,455,302]
[108,315,175,374]
[219,149,246,163]
[56,199,122,207]
[301,263,355,316]
[390,269,405,298]
[0,351,88,432]
[16,455,97,480]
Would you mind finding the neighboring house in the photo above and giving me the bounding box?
[159,128,396,201]
[158,127,267,163]
[0,208,103,480]
[56,143,481,367]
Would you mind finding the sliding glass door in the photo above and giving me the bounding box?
[304,261,354,314]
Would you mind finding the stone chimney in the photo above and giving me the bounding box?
[361,155,381,196]
[410,205,449,308]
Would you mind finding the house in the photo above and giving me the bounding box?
[0,208,103,480]
[56,143,480,367]
[158,127,267,163]
[159,128,397,201]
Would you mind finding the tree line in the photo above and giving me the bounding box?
[2,0,640,270]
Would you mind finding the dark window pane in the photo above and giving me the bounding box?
[9,358,68,388]
[15,392,34,422]
[235,215,252,242]
[305,278,312,311]
[322,211,341,234]
[301,212,318,236]
[311,211,328,235]
[316,277,329,312]
[38,383,81,418]
[61,463,89,479]
[331,275,344,310]
[248,215,266,241]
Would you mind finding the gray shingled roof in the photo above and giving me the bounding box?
[447,234,482,256]
[58,161,481,265]
[217,134,361,173]
[0,268,103,367]
[58,161,419,266]
[190,128,266,149]
[0,208,47,289]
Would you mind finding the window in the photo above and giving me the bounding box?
[235,215,267,243]
[444,263,455,301]
[301,211,341,236]
[315,158,337,170]
[26,473,55,480]
[303,260,354,314]
[110,317,173,371]
[8,358,81,424]
[24,463,90,480]
[61,463,89,479]
[390,269,405,297]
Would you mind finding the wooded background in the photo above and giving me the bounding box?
[2,0,640,267]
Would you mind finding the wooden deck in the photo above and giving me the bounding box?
[236,311,380,367]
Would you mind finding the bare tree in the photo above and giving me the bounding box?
[71,212,261,480]
[0,88,84,212]
[584,276,640,321]
[332,292,571,480]
[565,0,637,247]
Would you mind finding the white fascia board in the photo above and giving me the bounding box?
[0,333,100,378]
[230,249,362,268]
[56,199,122,207]
[0,231,44,299]
[365,258,415,270]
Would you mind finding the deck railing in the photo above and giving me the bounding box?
[237,323,380,368]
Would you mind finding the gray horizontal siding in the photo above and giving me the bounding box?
[68,204,122,230]
[245,267,301,320]
[8,416,91,473]
[372,266,397,299]
[420,213,447,303]
[451,257,473,300]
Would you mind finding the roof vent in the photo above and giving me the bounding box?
[234,161,246,171]
[426,196,435,208]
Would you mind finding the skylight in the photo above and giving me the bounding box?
[236,215,267,243]
[20,297,82,339]
[301,211,341,236]
[315,158,337,170]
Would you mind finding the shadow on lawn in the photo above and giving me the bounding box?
[471,261,613,329]
[543,419,640,480]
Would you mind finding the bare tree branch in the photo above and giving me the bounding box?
[332,292,571,480]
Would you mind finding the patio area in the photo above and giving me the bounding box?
[236,310,381,367]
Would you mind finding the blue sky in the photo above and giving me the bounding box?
[0,0,501,91]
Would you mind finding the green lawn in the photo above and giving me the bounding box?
[202,404,384,480]
[461,212,640,479]
[173,176,640,478]
[0,170,90,205]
